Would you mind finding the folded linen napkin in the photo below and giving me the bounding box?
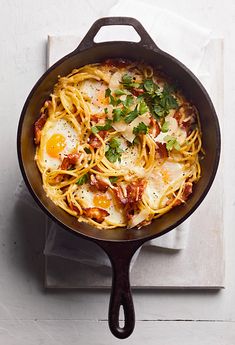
[15,3,211,268]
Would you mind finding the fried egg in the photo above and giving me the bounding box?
[143,160,187,209]
[75,184,125,225]
[40,118,79,170]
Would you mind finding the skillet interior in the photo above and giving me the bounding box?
[18,41,220,242]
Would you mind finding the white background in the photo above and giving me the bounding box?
[0,0,234,344]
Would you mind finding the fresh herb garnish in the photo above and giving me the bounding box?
[113,108,123,122]
[91,126,99,134]
[104,107,108,114]
[76,173,89,185]
[124,105,139,124]
[84,147,91,154]
[121,74,140,88]
[92,119,112,133]
[133,136,140,145]
[164,135,181,151]
[139,100,149,115]
[161,121,169,133]
[109,176,118,183]
[114,89,127,96]
[105,138,123,163]
[122,94,134,107]
[105,88,111,98]
[142,79,179,119]
[143,79,156,94]
[105,88,122,106]
[133,122,148,135]
[160,85,178,110]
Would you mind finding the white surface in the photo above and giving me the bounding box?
[45,34,224,287]
[0,0,234,344]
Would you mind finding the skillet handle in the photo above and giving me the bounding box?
[76,16,159,51]
[99,241,142,339]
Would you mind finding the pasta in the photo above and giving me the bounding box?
[34,59,203,229]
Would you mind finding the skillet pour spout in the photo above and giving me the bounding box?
[17,17,220,339]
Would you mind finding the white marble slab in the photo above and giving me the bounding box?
[45,38,224,289]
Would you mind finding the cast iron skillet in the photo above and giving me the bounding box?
[17,17,220,339]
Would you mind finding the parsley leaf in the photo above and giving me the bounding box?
[164,135,181,151]
[133,136,140,145]
[84,147,91,154]
[124,105,139,124]
[76,173,89,185]
[92,119,112,133]
[160,85,178,110]
[105,88,111,98]
[96,119,112,131]
[113,108,123,122]
[161,121,169,133]
[104,107,108,114]
[105,138,123,163]
[122,94,134,107]
[91,126,99,134]
[139,100,149,115]
[121,74,140,88]
[143,79,156,94]
[122,74,132,85]
[109,176,118,183]
[114,89,127,96]
[133,122,148,135]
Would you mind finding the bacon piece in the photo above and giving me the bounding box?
[34,106,49,145]
[155,143,168,159]
[149,117,160,138]
[83,207,109,223]
[91,114,106,124]
[61,153,80,170]
[104,58,131,68]
[174,104,197,134]
[89,130,107,149]
[174,182,193,206]
[90,174,109,192]
[126,179,146,204]
[113,185,128,206]
[114,179,146,206]
[69,202,80,214]
[131,88,144,97]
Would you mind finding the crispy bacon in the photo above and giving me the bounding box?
[174,182,193,206]
[34,105,49,144]
[131,88,144,97]
[61,153,80,170]
[126,179,146,204]
[90,174,109,192]
[114,179,146,206]
[174,104,197,134]
[104,58,131,68]
[155,143,168,159]
[69,202,80,214]
[113,185,128,206]
[89,130,107,149]
[82,207,109,223]
[149,117,160,138]
[91,114,106,124]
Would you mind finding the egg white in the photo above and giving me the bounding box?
[40,118,78,170]
[75,184,125,225]
[143,160,187,209]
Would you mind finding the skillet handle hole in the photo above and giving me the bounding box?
[94,25,141,43]
[118,304,125,329]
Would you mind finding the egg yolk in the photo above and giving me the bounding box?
[93,194,111,209]
[46,134,66,158]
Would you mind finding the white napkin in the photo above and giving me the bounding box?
[106,0,211,75]
[15,3,212,269]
